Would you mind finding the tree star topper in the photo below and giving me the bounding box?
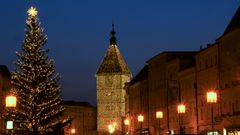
[27,6,38,17]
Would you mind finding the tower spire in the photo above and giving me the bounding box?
[110,24,116,45]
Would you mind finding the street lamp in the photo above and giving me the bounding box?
[138,114,144,135]
[5,95,17,134]
[70,128,76,135]
[108,124,115,135]
[6,95,17,108]
[124,118,130,134]
[6,121,13,130]
[177,104,186,114]
[177,103,186,134]
[156,111,163,135]
[206,91,217,135]
[124,119,130,126]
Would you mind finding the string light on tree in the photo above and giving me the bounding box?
[3,6,71,134]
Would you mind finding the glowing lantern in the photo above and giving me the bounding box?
[108,124,115,134]
[177,104,186,114]
[207,91,217,103]
[124,119,130,125]
[156,111,163,119]
[6,121,13,129]
[6,95,17,107]
[138,114,144,122]
[71,128,76,134]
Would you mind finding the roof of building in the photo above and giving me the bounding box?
[223,6,240,36]
[147,51,197,64]
[128,65,148,86]
[96,25,131,75]
[0,65,11,79]
[61,100,95,108]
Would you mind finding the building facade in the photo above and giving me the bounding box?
[125,6,240,135]
[195,43,221,134]
[147,52,196,135]
[96,25,131,134]
[62,101,97,135]
[125,66,149,135]
[178,66,197,134]
[218,6,240,134]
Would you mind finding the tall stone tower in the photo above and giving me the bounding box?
[96,25,131,135]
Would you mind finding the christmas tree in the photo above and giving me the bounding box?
[4,7,71,135]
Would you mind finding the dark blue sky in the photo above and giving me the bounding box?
[0,1,239,105]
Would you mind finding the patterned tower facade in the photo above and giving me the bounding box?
[96,25,131,134]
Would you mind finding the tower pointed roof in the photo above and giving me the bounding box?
[96,25,131,75]
[223,6,240,35]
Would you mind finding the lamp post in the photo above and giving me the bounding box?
[5,95,17,134]
[206,91,217,135]
[124,118,130,134]
[138,114,144,135]
[156,111,163,135]
[177,103,186,134]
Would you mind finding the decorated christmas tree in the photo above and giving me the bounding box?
[4,7,71,135]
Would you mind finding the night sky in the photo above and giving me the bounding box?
[0,1,239,105]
